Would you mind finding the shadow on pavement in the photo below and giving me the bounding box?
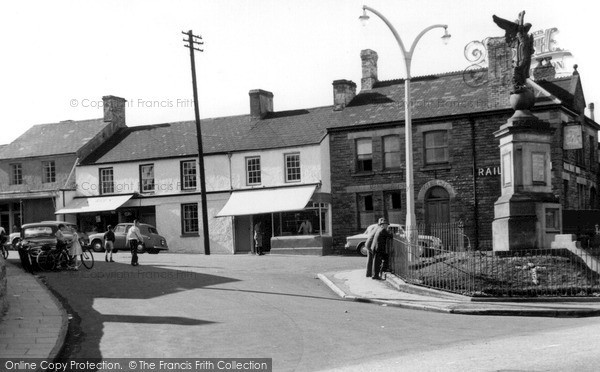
[8,257,239,366]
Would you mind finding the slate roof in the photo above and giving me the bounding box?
[80,68,586,164]
[0,118,108,159]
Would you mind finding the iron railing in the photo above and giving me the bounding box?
[389,237,600,297]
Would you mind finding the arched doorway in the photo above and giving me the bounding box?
[425,186,450,225]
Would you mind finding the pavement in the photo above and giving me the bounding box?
[3,253,600,362]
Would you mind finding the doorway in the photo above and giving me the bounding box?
[425,186,450,225]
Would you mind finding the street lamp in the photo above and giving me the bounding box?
[360,5,450,241]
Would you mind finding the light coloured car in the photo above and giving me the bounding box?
[344,223,443,256]
[88,223,168,254]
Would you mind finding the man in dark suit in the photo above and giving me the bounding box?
[370,218,392,280]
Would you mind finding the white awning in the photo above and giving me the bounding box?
[216,185,317,217]
[55,195,133,214]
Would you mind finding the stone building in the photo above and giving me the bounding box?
[328,38,599,251]
[0,96,126,233]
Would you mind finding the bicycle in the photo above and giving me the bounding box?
[37,240,94,271]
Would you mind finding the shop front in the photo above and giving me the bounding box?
[217,184,332,255]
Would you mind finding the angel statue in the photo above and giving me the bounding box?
[493,11,534,93]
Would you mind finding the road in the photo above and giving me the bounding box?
[11,252,600,371]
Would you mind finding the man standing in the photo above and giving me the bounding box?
[127,220,143,266]
[364,221,379,277]
[370,218,392,280]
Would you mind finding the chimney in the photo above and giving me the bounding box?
[332,79,356,111]
[102,95,126,127]
[249,89,273,119]
[590,103,595,121]
[532,57,556,81]
[486,37,512,108]
[360,49,378,91]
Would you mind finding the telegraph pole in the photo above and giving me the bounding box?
[182,30,210,255]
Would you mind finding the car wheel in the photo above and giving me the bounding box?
[357,242,368,257]
[11,237,21,247]
[136,243,146,254]
[91,239,105,252]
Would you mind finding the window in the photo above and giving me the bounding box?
[356,138,373,172]
[42,161,56,183]
[99,168,114,195]
[285,153,301,182]
[424,131,449,164]
[140,164,154,192]
[357,193,374,228]
[180,160,197,190]
[384,191,402,223]
[578,183,586,209]
[590,135,595,168]
[563,179,569,209]
[383,135,401,170]
[182,203,199,234]
[545,208,560,231]
[10,164,22,185]
[246,156,261,185]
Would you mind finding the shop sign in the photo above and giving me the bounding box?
[563,125,583,150]
[476,166,501,177]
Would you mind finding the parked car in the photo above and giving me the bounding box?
[15,221,82,272]
[88,223,168,254]
[344,223,443,256]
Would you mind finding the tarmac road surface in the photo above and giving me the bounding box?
[18,252,600,371]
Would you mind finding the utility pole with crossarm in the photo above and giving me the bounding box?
[182,30,210,255]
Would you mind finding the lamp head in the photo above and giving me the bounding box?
[442,26,451,45]
[359,8,370,26]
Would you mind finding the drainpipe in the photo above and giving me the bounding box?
[469,116,480,249]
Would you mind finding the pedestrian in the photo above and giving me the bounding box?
[298,218,313,235]
[370,218,393,280]
[254,221,264,255]
[69,228,83,270]
[364,222,379,277]
[127,220,143,266]
[55,224,68,252]
[104,225,115,262]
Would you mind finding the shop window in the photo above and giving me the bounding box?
[358,193,374,228]
[140,164,155,192]
[99,167,114,195]
[180,160,197,190]
[182,203,199,235]
[10,163,22,185]
[246,156,261,185]
[42,161,55,183]
[424,131,449,165]
[356,138,373,172]
[285,153,301,182]
[383,135,401,170]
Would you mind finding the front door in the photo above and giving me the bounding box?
[425,186,450,225]
[253,214,272,252]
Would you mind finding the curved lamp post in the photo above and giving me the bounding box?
[360,5,450,240]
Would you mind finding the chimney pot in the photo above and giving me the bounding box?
[249,89,274,119]
[332,79,356,111]
[589,102,595,121]
[360,49,378,91]
[102,95,127,124]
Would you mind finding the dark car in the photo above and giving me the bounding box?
[88,223,168,254]
[16,221,81,272]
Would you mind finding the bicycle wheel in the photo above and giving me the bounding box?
[81,248,94,269]
[37,250,56,271]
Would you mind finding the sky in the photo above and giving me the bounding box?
[1,0,597,145]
